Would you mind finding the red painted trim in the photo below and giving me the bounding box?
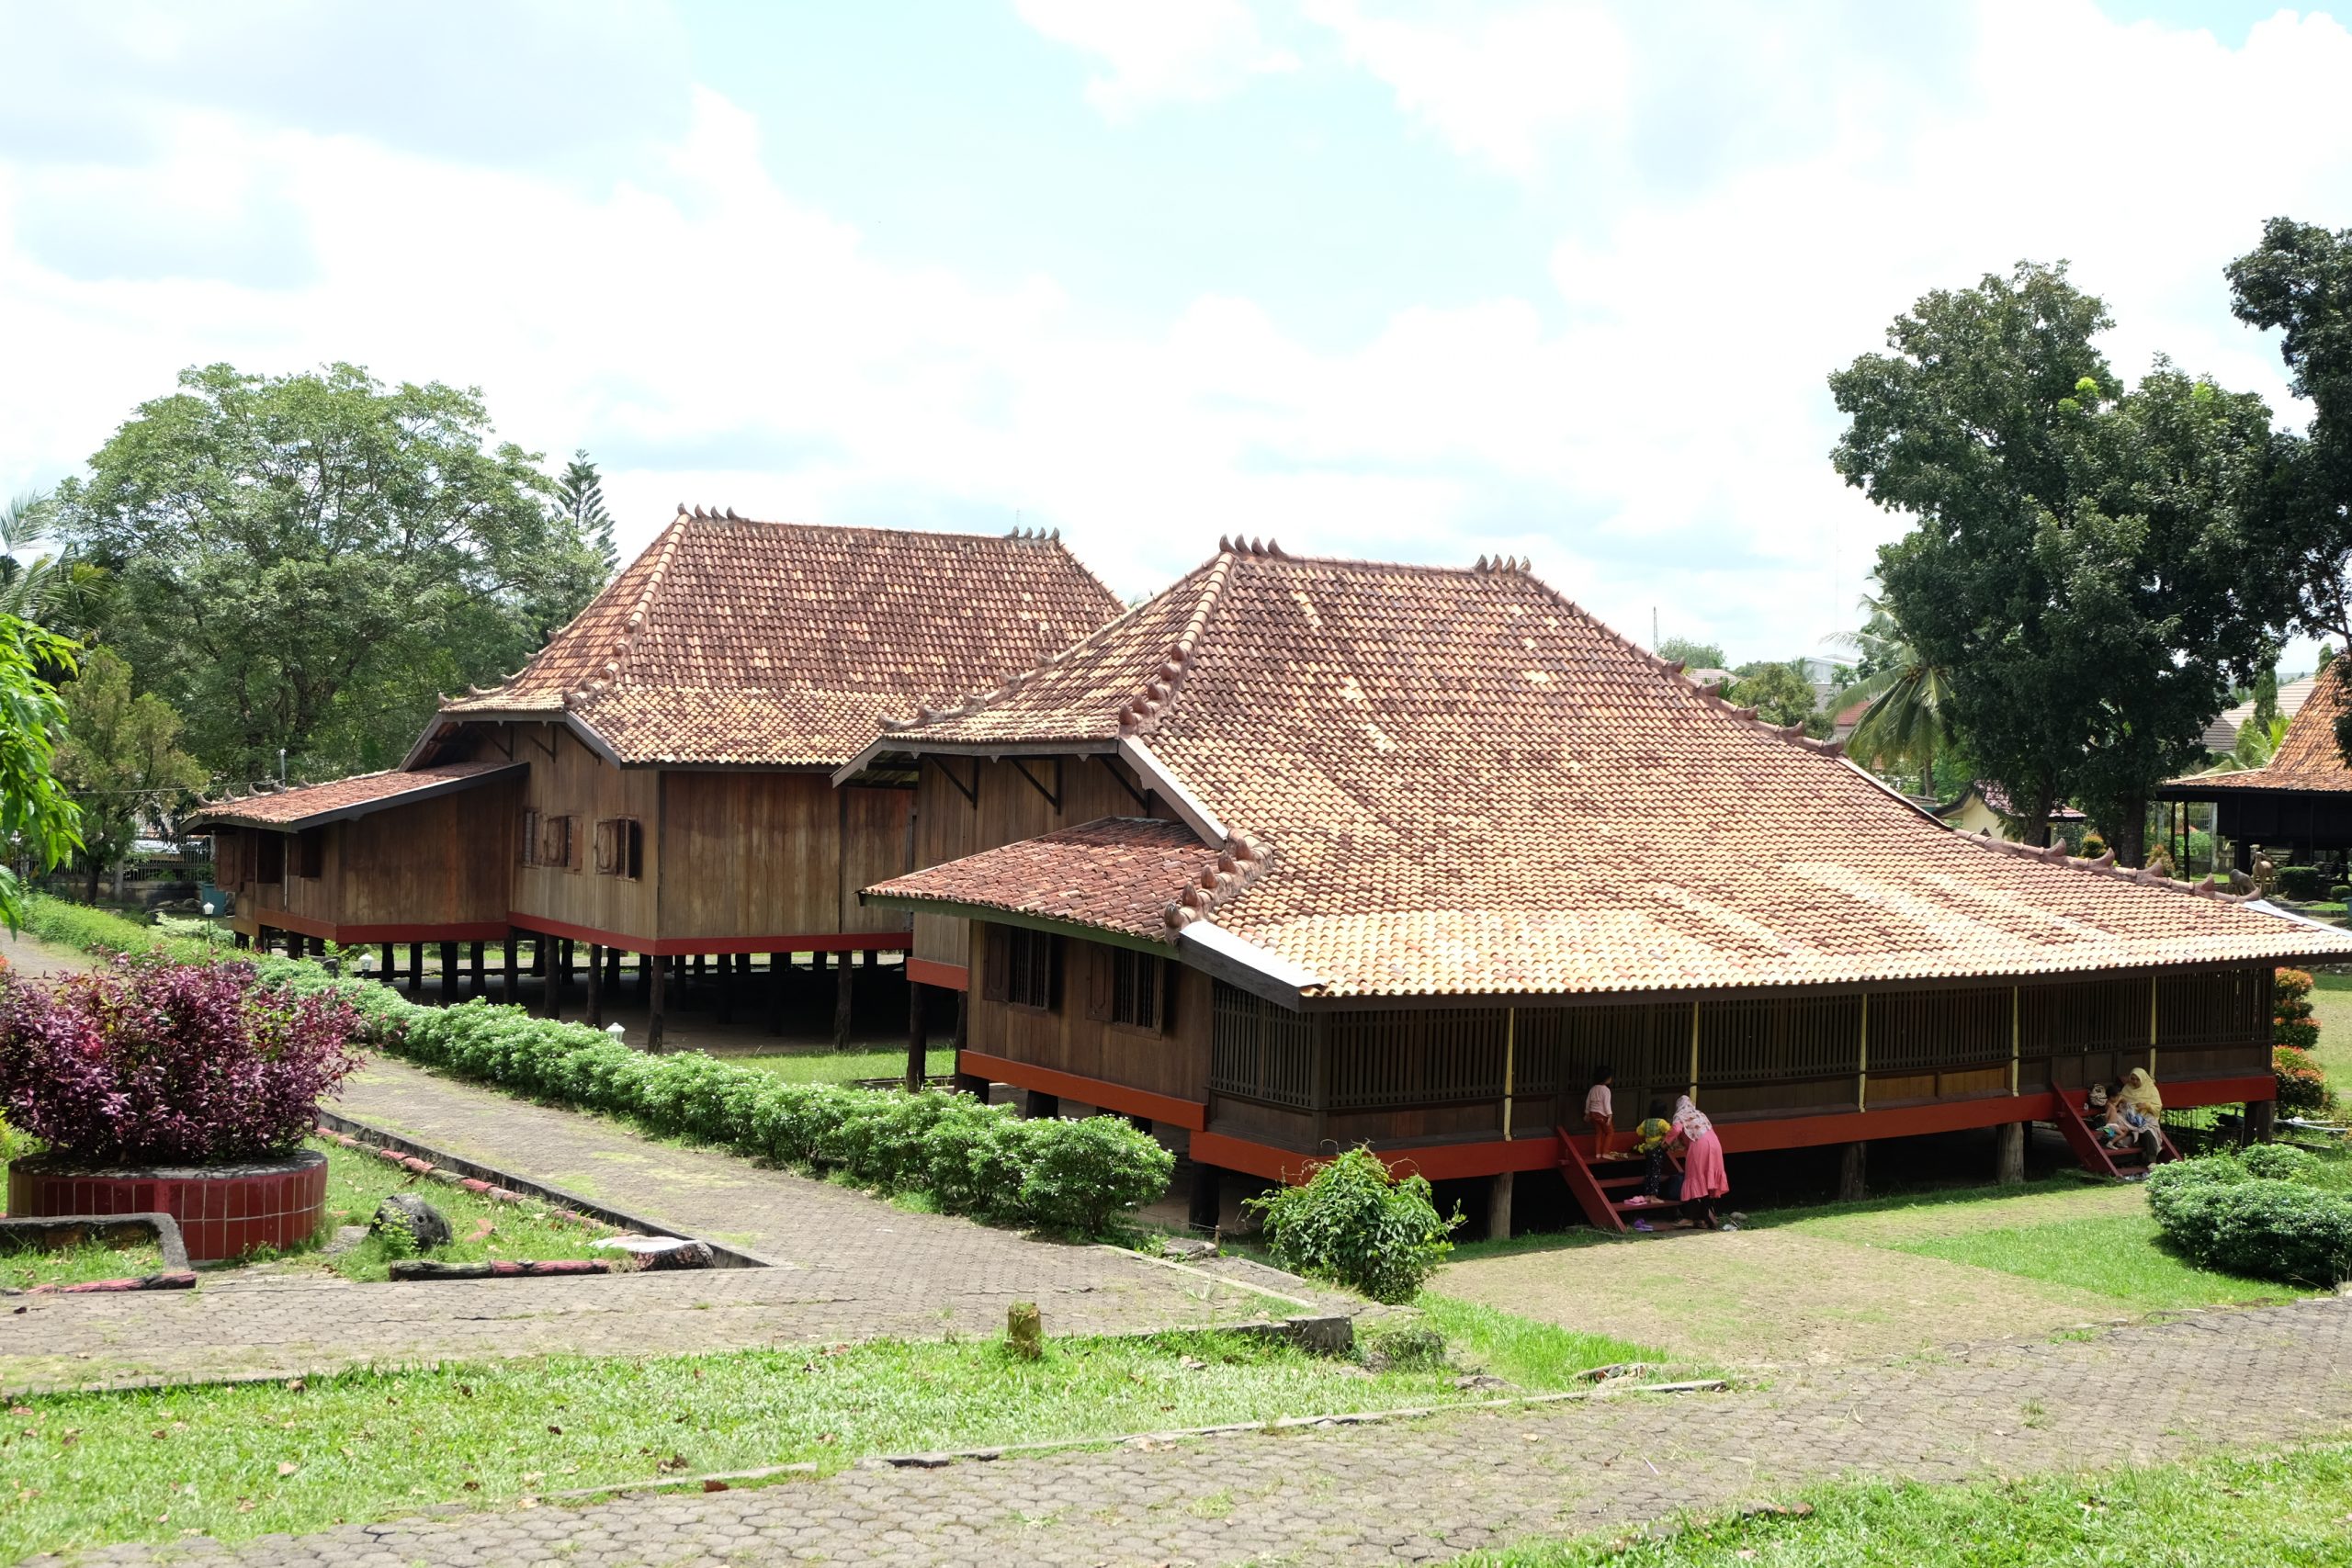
[956,1051,1207,1131]
[254,913,509,944]
[1188,1073,2282,1183]
[507,912,910,958]
[907,958,969,992]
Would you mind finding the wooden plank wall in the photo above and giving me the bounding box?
[507,724,662,938]
[911,753,1175,969]
[658,772,911,941]
[332,781,520,925]
[965,925,1210,1101]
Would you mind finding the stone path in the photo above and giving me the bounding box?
[3,1059,1329,1394]
[37,1293,2352,1566]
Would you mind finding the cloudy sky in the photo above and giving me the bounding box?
[4,0,2348,665]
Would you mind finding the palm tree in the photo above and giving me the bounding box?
[1823,588,1955,798]
[0,489,111,646]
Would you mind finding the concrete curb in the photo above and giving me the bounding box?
[314,1111,776,1269]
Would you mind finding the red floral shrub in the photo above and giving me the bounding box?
[0,960,360,1165]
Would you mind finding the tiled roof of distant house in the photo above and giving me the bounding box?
[864,541,2352,998]
[1933,783,2088,823]
[189,762,523,829]
[2170,660,2352,795]
[2199,674,2318,753]
[426,510,1123,768]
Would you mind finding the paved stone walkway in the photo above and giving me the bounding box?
[3,1059,1325,1394]
[34,1294,2352,1566]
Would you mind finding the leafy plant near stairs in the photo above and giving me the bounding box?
[1245,1145,1462,1303]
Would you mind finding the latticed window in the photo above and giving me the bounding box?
[984,926,1057,1010]
[1111,947,1164,1031]
[1210,981,1315,1106]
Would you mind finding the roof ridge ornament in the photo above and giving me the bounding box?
[1962,828,2258,901]
[1164,829,1273,932]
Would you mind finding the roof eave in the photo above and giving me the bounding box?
[854,889,1173,956]
[187,762,526,832]
[832,736,1124,788]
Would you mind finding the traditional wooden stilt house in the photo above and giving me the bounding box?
[201,508,1121,1046]
[845,541,2352,1233]
[195,763,524,973]
[2156,658,2352,877]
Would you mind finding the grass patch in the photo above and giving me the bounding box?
[0,1237,168,1291]
[726,1046,955,1086]
[1455,1439,2352,1565]
[2309,971,2352,1085]
[312,1140,608,1282]
[0,1303,1653,1558]
[1877,1210,2316,1311]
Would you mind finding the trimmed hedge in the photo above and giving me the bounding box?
[2147,1152,2352,1288]
[17,897,1174,1239]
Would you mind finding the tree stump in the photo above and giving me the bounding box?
[1007,1301,1044,1360]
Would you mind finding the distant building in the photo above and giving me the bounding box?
[2202,674,2316,754]
[1933,783,2088,842]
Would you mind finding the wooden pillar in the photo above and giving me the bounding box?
[502,934,519,1006]
[638,950,652,1001]
[1023,1089,1059,1120]
[1187,1161,1222,1233]
[833,951,854,1048]
[379,942,395,983]
[766,953,786,1035]
[646,955,667,1054]
[585,942,605,1027]
[438,942,458,1000]
[1995,1121,2025,1186]
[955,988,969,1050]
[607,945,623,991]
[693,953,707,986]
[530,939,546,976]
[953,1066,990,1100]
[548,939,571,1021]
[1837,1141,1868,1202]
[862,947,877,969]
[905,981,929,1092]
[1487,1171,1515,1242]
[407,941,424,997]
[469,942,485,997]
[2250,1097,2278,1142]
[717,950,734,1024]
[232,931,250,950]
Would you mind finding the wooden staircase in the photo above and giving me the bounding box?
[1556,1125,1690,1233]
[2051,1090,2180,1180]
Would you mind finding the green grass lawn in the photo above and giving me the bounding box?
[1875,1210,2314,1311]
[726,1046,955,1085]
[312,1139,610,1281]
[1456,1440,2352,1565]
[0,1296,1657,1558]
[0,1237,168,1291]
[2308,971,2352,1085]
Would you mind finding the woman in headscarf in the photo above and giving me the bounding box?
[1670,1093,1731,1230]
[2116,1069,2164,1162]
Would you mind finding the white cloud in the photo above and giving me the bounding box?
[1012,0,1297,119]
[4,1,2351,671]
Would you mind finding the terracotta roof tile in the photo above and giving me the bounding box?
[871,543,2352,997]
[442,511,1122,767]
[877,818,1233,939]
[190,762,519,829]
[2170,659,2352,794]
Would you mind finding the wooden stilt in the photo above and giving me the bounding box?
[1487,1171,1515,1241]
[1996,1121,2025,1185]
[1837,1140,1868,1202]
[379,943,395,983]
[408,941,424,997]
[766,953,786,1035]
[717,950,734,1023]
[503,934,519,1006]
[646,955,667,1054]
[548,939,571,1021]
[637,950,651,1002]
[439,942,458,1000]
[905,981,929,1092]
[469,942,485,997]
[1023,1089,1059,1120]
[1188,1161,1222,1232]
[954,988,968,1050]
[2250,1097,2278,1143]
[607,945,622,991]
[833,951,854,1048]
[585,942,605,1027]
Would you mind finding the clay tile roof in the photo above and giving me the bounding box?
[870,543,2352,998]
[2169,660,2352,795]
[439,511,1122,767]
[875,818,1234,940]
[189,762,521,829]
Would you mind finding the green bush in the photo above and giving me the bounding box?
[2243,1143,2317,1182]
[2148,1152,2352,1286]
[2278,865,2332,901]
[15,895,1171,1241]
[1244,1146,1462,1303]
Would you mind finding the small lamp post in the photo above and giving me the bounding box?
[200,900,219,960]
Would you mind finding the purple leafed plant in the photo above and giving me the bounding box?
[0,960,361,1165]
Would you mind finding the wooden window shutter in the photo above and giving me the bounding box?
[519,808,540,866]
[1084,943,1112,1022]
[294,828,324,879]
[982,925,1011,1002]
[256,832,285,883]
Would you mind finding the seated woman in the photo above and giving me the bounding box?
[1670,1094,1731,1231]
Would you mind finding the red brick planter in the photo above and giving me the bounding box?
[6,1149,329,1262]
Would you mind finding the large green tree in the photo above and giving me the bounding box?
[55,647,208,902]
[0,615,82,930]
[54,365,613,781]
[1724,660,1816,728]
[1830,263,2302,864]
[548,449,620,642]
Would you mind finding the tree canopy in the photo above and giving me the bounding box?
[0,615,82,931]
[1830,261,2303,863]
[1656,636,1727,671]
[1724,660,1816,728]
[54,365,614,782]
[55,647,207,900]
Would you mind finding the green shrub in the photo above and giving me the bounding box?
[2278,865,2332,901]
[2277,1046,2335,1115]
[2145,1154,2250,1229]
[1244,1146,1462,1303]
[16,895,1172,1240]
[2243,1143,2317,1181]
